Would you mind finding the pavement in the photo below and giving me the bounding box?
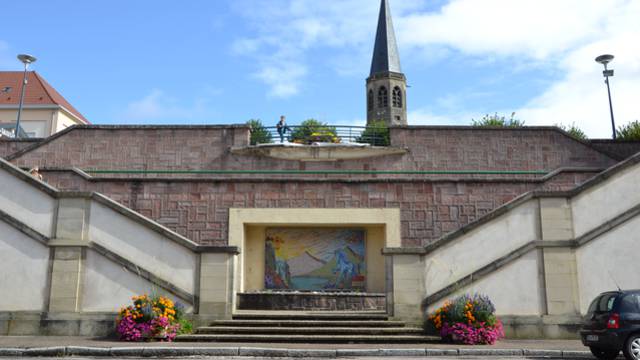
[0,336,599,358]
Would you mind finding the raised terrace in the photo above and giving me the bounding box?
[0,124,621,247]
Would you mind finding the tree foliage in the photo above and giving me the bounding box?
[357,120,390,146]
[616,120,640,141]
[556,123,588,140]
[471,112,525,128]
[289,119,338,144]
[246,119,272,145]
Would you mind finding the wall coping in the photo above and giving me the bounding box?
[412,151,640,255]
[5,124,251,161]
[390,126,618,162]
[0,158,239,255]
[0,204,196,305]
[35,166,603,184]
[0,208,50,245]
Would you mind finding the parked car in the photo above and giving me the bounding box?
[580,290,640,360]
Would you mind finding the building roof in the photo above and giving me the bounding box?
[0,71,90,124]
[370,0,402,76]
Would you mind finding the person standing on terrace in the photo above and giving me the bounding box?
[276,115,290,143]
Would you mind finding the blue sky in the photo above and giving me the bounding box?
[1,0,638,137]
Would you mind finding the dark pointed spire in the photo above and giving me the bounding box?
[370,0,402,76]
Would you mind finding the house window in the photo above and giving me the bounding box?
[392,86,403,108]
[368,90,374,111]
[378,86,388,108]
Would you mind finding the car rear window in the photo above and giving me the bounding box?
[588,293,619,313]
[620,294,640,313]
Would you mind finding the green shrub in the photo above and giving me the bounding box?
[357,120,390,146]
[246,119,273,145]
[617,120,640,141]
[556,123,588,140]
[289,119,338,144]
[471,112,524,128]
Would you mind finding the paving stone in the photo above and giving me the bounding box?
[458,348,524,356]
[22,346,66,357]
[141,347,184,357]
[425,348,459,356]
[562,350,593,358]
[336,348,382,357]
[239,347,290,357]
[109,346,145,357]
[523,349,563,357]
[65,346,111,356]
[0,348,24,357]
[287,349,337,358]
[380,348,427,357]
[187,347,240,356]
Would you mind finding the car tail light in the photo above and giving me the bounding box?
[607,313,620,329]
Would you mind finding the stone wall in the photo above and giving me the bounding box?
[7,126,616,177]
[5,125,611,248]
[40,170,597,247]
[0,158,237,335]
[589,139,640,160]
[0,138,41,159]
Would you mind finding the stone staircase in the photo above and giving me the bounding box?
[177,312,438,343]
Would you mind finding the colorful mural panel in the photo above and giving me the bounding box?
[264,228,366,291]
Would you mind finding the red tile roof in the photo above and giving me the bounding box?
[0,71,90,124]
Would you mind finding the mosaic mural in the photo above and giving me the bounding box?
[264,228,366,291]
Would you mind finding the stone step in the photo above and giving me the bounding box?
[232,311,389,321]
[176,334,439,343]
[195,326,423,335]
[208,319,406,328]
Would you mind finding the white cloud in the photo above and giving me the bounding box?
[232,0,640,136]
[396,0,640,137]
[254,62,307,98]
[121,89,219,123]
[398,0,611,60]
[409,108,475,126]
[231,0,425,97]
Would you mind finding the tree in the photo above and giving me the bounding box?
[246,119,272,145]
[357,120,390,146]
[556,123,588,140]
[616,120,640,141]
[289,119,338,144]
[471,112,525,128]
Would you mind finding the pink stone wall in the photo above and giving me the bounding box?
[0,139,41,159]
[41,170,598,247]
[11,125,613,247]
[9,126,616,177]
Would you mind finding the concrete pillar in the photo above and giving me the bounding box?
[391,253,425,323]
[51,198,90,247]
[48,198,90,313]
[539,198,580,315]
[198,253,234,319]
[48,247,83,313]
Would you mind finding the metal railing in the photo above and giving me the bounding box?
[250,125,390,146]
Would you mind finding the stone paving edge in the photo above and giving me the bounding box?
[0,346,593,357]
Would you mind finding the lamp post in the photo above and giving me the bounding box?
[595,54,616,140]
[15,54,37,139]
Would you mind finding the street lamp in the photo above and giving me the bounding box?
[595,54,616,140]
[15,54,37,139]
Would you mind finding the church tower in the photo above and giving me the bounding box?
[367,0,407,126]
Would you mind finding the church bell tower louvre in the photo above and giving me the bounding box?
[367,0,408,126]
